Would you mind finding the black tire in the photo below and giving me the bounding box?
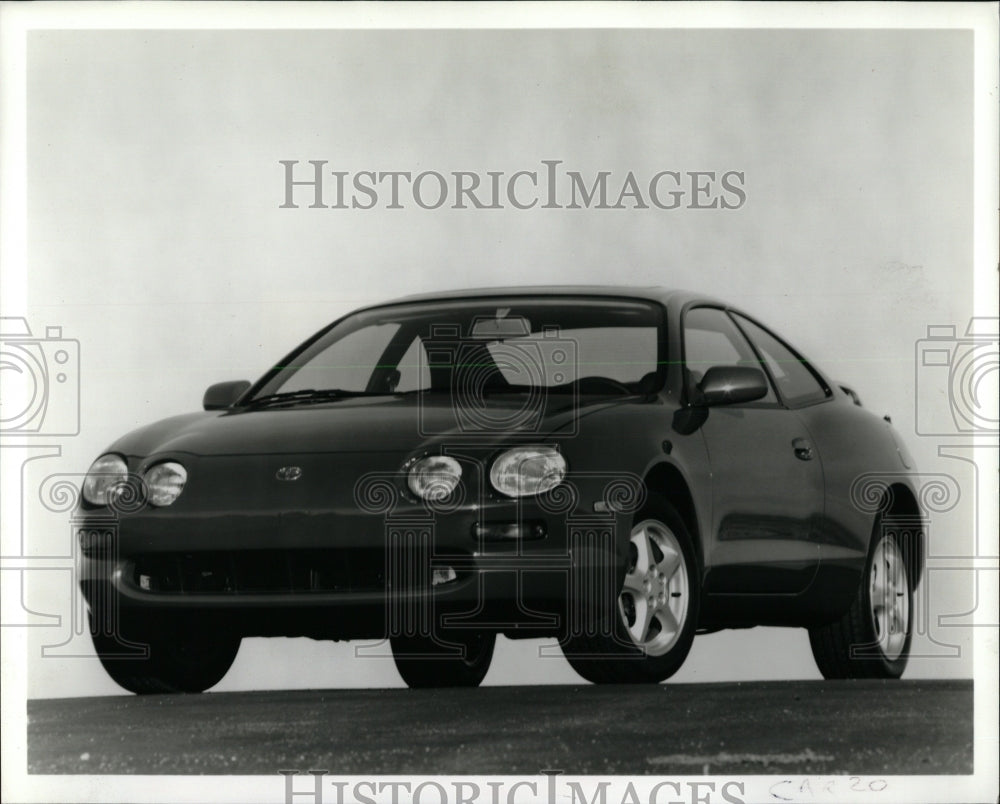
[808,524,913,679]
[390,629,496,688]
[90,615,241,694]
[561,494,699,684]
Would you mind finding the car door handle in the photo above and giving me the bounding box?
[792,437,814,461]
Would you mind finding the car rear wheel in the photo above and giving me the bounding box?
[561,495,699,683]
[90,616,241,694]
[390,629,496,688]
[808,526,913,678]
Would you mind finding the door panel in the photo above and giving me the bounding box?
[699,406,823,593]
[682,306,823,594]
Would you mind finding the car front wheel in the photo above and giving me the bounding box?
[390,629,496,688]
[90,616,241,694]
[808,526,913,678]
[561,495,699,683]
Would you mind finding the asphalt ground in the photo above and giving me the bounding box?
[27,679,972,776]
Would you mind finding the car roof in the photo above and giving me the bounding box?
[375,285,722,309]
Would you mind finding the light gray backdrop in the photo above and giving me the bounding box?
[18,27,979,697]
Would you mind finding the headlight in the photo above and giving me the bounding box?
[407,455,462,501]
[144,461,188,507]
[81,454,128,506]
[489,446,566,497]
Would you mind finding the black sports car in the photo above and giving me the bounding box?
[76,287,923,692]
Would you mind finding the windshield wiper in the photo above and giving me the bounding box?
[244,388,371,409]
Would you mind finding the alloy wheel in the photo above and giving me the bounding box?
[869,536,910,661]
[618,519,690,656]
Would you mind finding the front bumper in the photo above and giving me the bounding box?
[76,495,630,640]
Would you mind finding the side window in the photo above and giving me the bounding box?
[733,315,830,407]
[683,307,777,403]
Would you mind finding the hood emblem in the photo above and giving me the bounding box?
[275,466,303,482]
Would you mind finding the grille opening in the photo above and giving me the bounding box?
[128,550,388,595]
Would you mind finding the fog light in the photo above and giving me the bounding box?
[432,567,457,586]
[473,521,547,541]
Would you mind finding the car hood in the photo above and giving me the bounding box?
[108,394,632,458]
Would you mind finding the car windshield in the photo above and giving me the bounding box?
[249,297,664,402]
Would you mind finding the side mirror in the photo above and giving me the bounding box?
[203,380,251,411]
[696,366,768,407]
